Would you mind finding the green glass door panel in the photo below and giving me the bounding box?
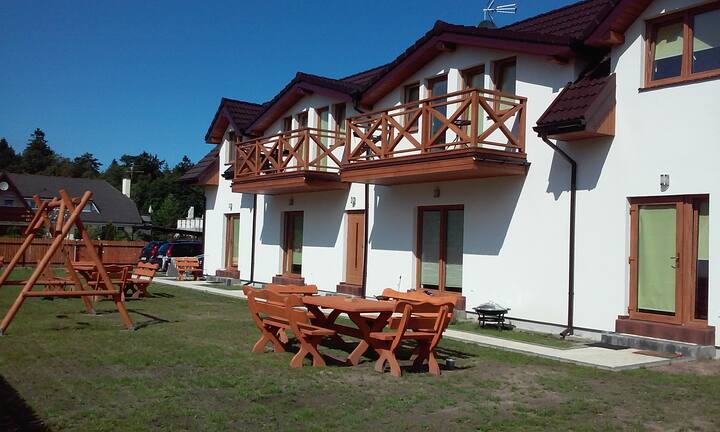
[430,78,448,146]
[319,109,330,170]
[231,216,240,267]
[291,213,303,274]
[444,209,464,292]
[637,205,677,314]
[420,210,441,288]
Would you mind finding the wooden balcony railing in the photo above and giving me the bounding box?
[344,88,527,164]
[234,128,346,178]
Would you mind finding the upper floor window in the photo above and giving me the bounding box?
[333,103,346,134]
[494,57,516,110]
[646,3,720,87]
[225,130,236,165]
[403,82,420,131]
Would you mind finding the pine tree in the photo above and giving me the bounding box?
[21,129,57,174]
[72,152,102,178]
[0,138,19,171]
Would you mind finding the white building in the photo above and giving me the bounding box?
[184,0,719,348]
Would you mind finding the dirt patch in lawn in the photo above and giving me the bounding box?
[653,359,720,376]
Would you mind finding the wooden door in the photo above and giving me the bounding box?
[345,211,365,285]
[628,196,709,325]
[283,211,304,276]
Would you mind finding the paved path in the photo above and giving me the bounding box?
[155,278,681,372]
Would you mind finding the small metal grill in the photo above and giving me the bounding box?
[473,301,510,331]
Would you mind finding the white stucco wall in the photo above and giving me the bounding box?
[577,0,720,332]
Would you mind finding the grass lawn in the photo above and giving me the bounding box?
[448,321,579,349]
[0,269,719,431]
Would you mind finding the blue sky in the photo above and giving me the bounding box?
[0,0,576,168]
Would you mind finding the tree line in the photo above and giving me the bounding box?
[0,129,204,230]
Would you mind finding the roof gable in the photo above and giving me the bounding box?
[359,20,578,107]
[205,98,264,144]
[244,72,371,135]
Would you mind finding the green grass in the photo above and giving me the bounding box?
[449,321,578,349]
[0,268,719,431]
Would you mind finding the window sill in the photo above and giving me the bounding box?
[640,71,720,92]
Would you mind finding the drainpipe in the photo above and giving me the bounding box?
[249,193,258,285]
[540,135,576,339]
[361,183,370,297]
[352,95,371,298]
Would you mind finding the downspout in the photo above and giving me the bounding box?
[249,193,258,285]
[540,134,577,338]
[353,94,371,298]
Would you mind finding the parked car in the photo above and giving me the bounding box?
[151,240,203,272]
[139,241,167,263]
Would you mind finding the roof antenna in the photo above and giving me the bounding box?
[479,0,517,28]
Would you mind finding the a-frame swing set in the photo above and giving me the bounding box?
[0,189,134,335]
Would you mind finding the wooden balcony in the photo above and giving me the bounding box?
[341,88,529,185]
[232,128,348,195]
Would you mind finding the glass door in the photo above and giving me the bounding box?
[629,196,710,325]
[427,76,448,148]
[283,211,303,276]
[635,204,679,318]
[317,107,329,170]
[417,206,464,293]
[225,214,240,269]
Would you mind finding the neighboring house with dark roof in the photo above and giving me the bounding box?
[0,172,143,235]
[186,0,720,350]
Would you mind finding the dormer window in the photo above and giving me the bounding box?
[646,3,720,87]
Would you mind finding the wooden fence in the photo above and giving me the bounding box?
[0,238,145,266]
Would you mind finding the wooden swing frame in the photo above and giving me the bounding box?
[0,189,134,335]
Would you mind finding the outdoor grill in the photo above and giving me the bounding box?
[473,301,510,331]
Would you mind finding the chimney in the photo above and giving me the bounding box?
[121,177,131,198]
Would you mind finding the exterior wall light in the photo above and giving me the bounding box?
[350,196,356,207]
[660,174,670,192]
[433,187,441,198]
[228,202,233,211]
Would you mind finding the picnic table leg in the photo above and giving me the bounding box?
[252,325,286,353]
[290,335,326,368]
[346,311,392,366]
[305,305,348,349]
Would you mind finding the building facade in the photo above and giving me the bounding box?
[186,0,719,346]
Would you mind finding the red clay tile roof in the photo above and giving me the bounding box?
[204,98,264,143]
[536,74,615,127]
[503,0,616,40]
[180,146,219,183]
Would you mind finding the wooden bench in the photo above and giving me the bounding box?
[243,286,336,368]
[265,283,318,296]
[87,264,131,300]
[175,257,203,281]
[369,300,454,377]
[124,262,159,299]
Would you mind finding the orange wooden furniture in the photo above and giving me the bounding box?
[302,296,397,366]
[243,286,336,367]
[265,283,318,296]
[0,190,134,334]
[369,301,454,377]
[87,264,131,300]
[176,257,203,280]
[124,262,159,298]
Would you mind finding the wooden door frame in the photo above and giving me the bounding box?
[344,210,365,285]
[628,195,709,326]
[282,211,304,277]
[415,205,464,294]
[224,213,240,270]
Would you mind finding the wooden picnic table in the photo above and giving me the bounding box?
[302,296,397,366]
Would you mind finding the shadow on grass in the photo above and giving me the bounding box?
[0,375,51,431]
[272,335,478,374]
